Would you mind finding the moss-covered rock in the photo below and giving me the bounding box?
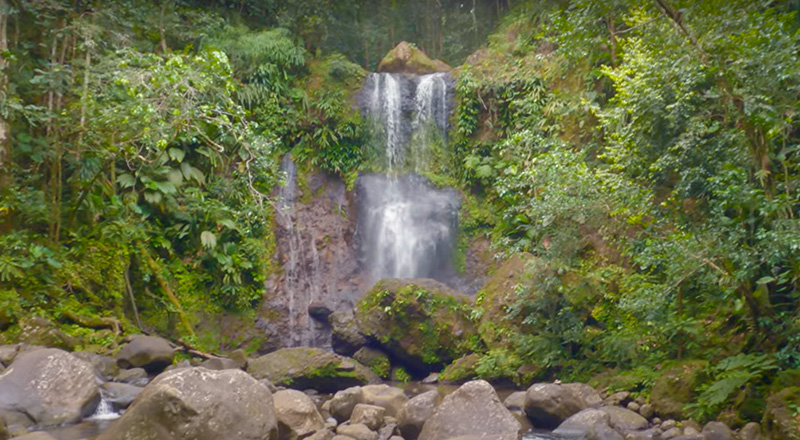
[353,346,391,379]
[355,278,483,373]
[377,41,451,75]
[649,360,707,420]
[439,354,481,384]
[247,347,380,393]
[763,387,800,440]
[475,253,535,349]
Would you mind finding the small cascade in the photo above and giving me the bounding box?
[88,397,120,421]
[357,72,459,285]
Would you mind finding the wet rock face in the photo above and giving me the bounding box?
[0,348,100,426]
[97,367,278,440]
[418,380,521,440]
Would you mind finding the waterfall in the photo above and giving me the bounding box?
[357,72,460,284]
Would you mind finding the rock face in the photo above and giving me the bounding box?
[355,279,481,372]
[247,347,380,393]
[0,348,100,426]
[116,334,175,372]
[524,382,602,429]
[98,367,277,440]
[273,389,325,440]
[398,389,439,440]
[376,42,451,75]
[418,380,521,440]
[650,361,706,420]
[331,310,368,356]
[763,387,800,440]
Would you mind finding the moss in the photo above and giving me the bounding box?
[392,366,412,383]
[376,42,451,75]
[439,354,481,384]
[763,387,800,440]
[650,360,708,420]
[476,253,535,350]
[353,347,392,378]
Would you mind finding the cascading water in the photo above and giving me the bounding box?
[357,72,460,285]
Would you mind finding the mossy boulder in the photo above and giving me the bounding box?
[355,278,482,373]
[353,346,391,379]
[247,347,380,393]
[649,360,707,420]
[476,253,535,349]
[377,42,451,75]
[439,354,481,384]
[763,387,800,440]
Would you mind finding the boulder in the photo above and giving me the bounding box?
[475,254,535,349]
[97,367,277,440]
[361,384,408,417]
[336,423,378,440]
[0,409,34,435]
[115,367,148,386]
[398,390,439,440]
[8,433,57,440]
[739,422,762,440]
[72,351,119,380]
[353,347,391,379]
[115,334,175,372]
[0,416,6,440]
[586,420,624,440]
[351,404,385,431]
[418,380,521,440]
[442,436,517,440]
[438,354,480,384]
[376,42,451,75]
[503,392,527,412]
[355,279,481,372]
[599,406,648,432]
[101,382,143,411]
[650,361,706,420]
[0,345,19,366]
[702,421,734,440]
[16,317,76,350]
[331,310,368,356]
[247,347,380,393]
[524,382,600,429]
[639,403,654,419]
[273,389,325,440]
[307,430,335,440]
[200,357,240,371]
[0,348,100,426]
[330,386,365,423]
[553,408,611,438]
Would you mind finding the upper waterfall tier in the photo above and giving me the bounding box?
[359,72,452,172]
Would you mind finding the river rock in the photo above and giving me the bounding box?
[702,421,734,440]
[331,310,368,356]
[503,392,527,412]
[438,354,480,384]
[650,361,706,420]
[355,279,480,372]
[376,41,451,75]
[307,429,335,440]
[330,386,365,423]
[337,423,378,440]
[586,420,624,440]
[418,380,521,440]
[398,389,438,440]
[362,384,408,417]
[0,416,7,440]
[248,347,379,393]
[553,408,611,437]
[639,403,654,419]
[9,433,57,440]
[273,389,325,440]
[600,406,648,432]
[351,404,385,431]
[0,345,18,366]
[739,422,761,440]
[115,334,175,372]
[115,367,148,386]
[763,387,800,440]
[97,367,277,440]
[0,409,33,435]
[0,348,100,426]
[72,351,119,380]
[200,356,240,371]
[524,382,600,429]
[101,382,143,410]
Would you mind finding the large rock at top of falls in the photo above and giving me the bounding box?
[247,347,380,393]
[116,334,175,372]
[0,348,100,426]
[98,367,278,440]
[524,382,602,429]
[377,41,451,75]
[355,279,482,373]
[418,380,522,440]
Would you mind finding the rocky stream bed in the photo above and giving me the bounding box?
[0,335,769,440]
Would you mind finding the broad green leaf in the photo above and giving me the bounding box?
[168,148,185,163]
[117,173,137,188]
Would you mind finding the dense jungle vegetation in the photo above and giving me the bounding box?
[2,0,800,426]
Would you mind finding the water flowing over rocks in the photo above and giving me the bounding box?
[418,380,522,440]
[0,348,100,426]
[97,367,278,440]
